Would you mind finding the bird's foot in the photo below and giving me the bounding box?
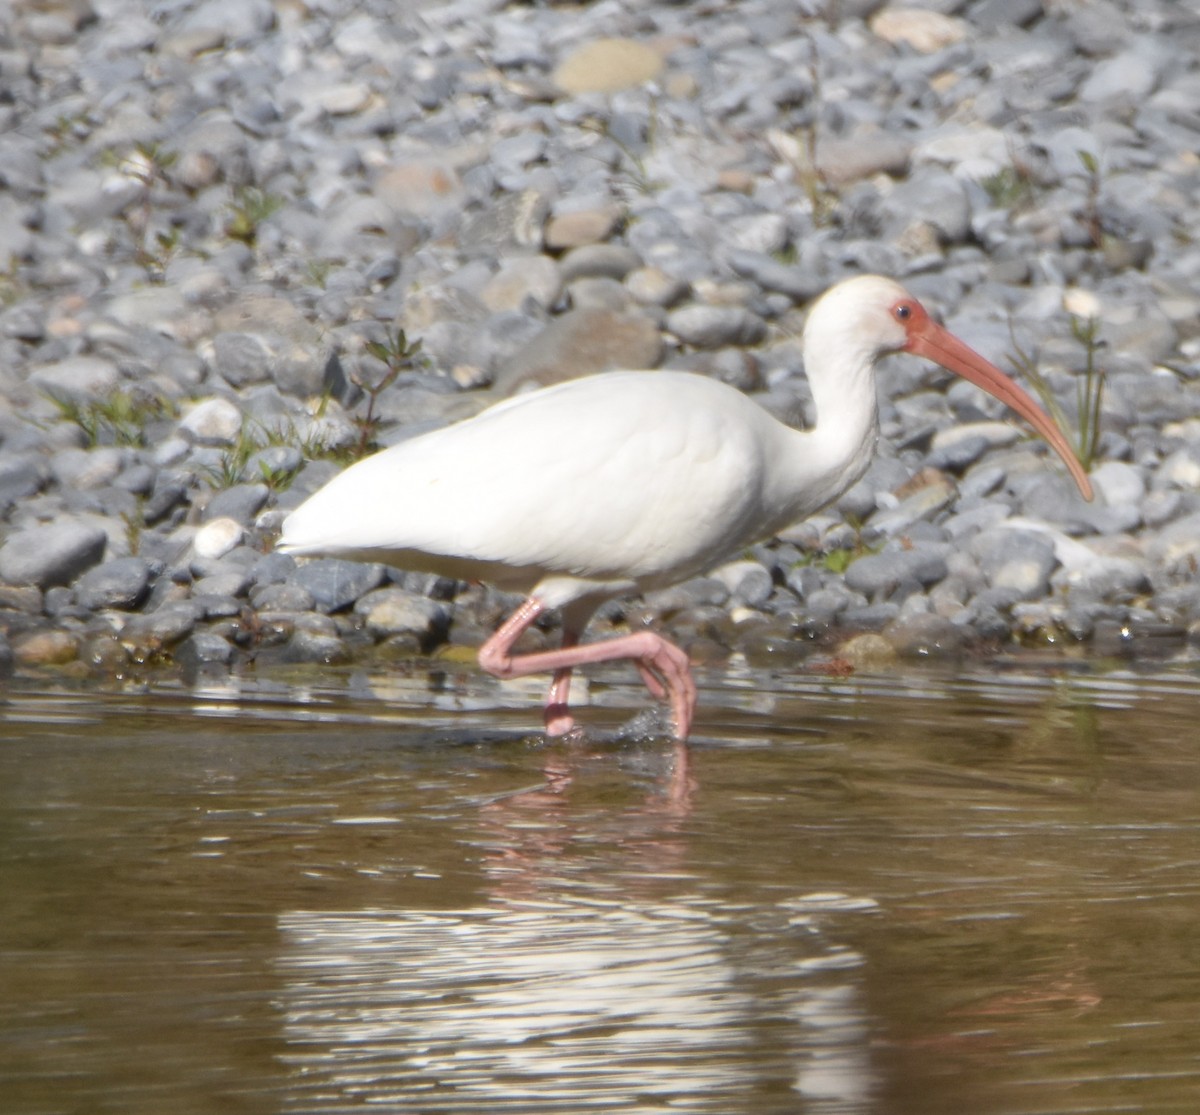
[543,702,576,738]
[634,638,696,741]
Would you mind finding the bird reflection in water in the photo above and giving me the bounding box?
[274,736,877,1113]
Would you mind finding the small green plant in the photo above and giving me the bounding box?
[0,254,23,307]
[305,258,334,288]
[982,164,1036,210]
[121,500,146,556]
[821,547,855,574]
[799,46,837,226]
[207,419,305,492]
[47,109,94,156]
[578,105,665,198]
[107,142,180,277]
[352,326,424,459]
[1007,315,1105,473]
[767,42,837,227]
[225,187,284,245]
[256,457,301,494]
[146,225,181,275]
[791,516,877,576]
[1068,314,1105,469]
[45,388,176,448]
[1077,149,1103,249]
[208,441,254,490]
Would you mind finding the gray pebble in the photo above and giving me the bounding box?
[883,612,965,658]
[0,519,107,588]
[354,587,450,644]
[844,545,950,599]
[726,252,825,302]
[481,256,563,313]
[50,447,126,491]
[282,628,349,665]
[0,453,48,512]
[867,481,956,537]
[28,356,120,402]
[179,398,244,446]
[203,483,270,525]
[175,631,236,667]
[251,582,316,613]
[74,556,152,611]
[971,528,1058,600]
[625,266,690,308]
[120,602,202,651]
[289,558,387,613]
[711,560,775,608]
[667,305,767,349]
[841,602,901,632]
[193,569,254,599]
[559,245,643,283]
[493,308,662,393]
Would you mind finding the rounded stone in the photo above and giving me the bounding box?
[493,309,663,394]
[0,520,108,588]
[666,305,767,349]
[120,602,202,653]
[883,613,965,659]
[175,631,236,667]
[289,558,387,613]
[481,256,563,313]
[544,207,623,251]
[193,518,246,561]
[836,632,898,670]
[282,628,350,664]
[74,556,152,611]
[13,629,80,667]
[355,587,449,643]
[552,39,663,94]
[178,398,243,446]
[203,483,270,525]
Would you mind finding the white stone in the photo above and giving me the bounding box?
[178,397,243,446]
[193,517,245,561]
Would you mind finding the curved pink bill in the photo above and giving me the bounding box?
[905,314,1094,502]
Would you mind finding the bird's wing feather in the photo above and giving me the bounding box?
[280,372,780,585]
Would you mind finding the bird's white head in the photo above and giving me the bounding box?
[803,275,1094,501]
[805,274,915,358]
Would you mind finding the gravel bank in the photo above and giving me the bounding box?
[2,0,1200,698]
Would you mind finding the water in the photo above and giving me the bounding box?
[3,659,1200,1114]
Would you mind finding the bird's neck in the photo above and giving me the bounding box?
[775,334,881,521]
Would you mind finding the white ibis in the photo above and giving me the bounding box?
[279,275,1093,739]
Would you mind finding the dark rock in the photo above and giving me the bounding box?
[175,631,236,667]
[844,546,949,598]
[74,556,152,611]
[289,558,387,612]
[282,628,350,664]
[354,587,450,645]
[203,483,270,524]
[0,520,108,588]
[120,602,202,653]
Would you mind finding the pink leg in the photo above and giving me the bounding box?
[477,596,697,740]
[543,624,579,738]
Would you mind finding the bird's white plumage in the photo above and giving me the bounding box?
[279,370,851,604]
